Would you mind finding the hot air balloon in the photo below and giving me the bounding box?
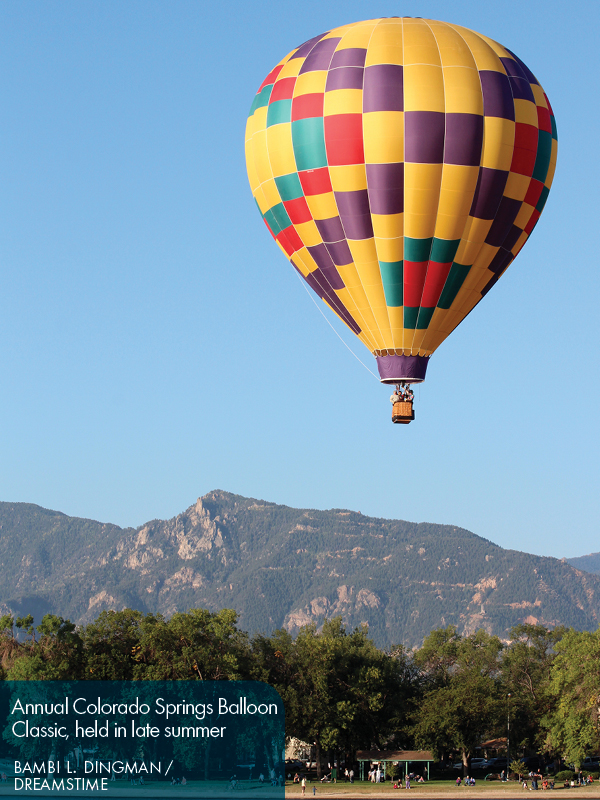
[245,18,557,423]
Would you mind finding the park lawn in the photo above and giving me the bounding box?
[284,780,600,799]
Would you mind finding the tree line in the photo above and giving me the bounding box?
[0,609,598,777]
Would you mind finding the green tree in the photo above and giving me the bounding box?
[6,614,83,680]
[413,625,462,684]
[81,609,143,679]
[0,615,18,677]
[412,627,504,775]
[544,627,600,770]
[0,615,14,637]
[509,758,527,781]
[15,614,35,641]
[251,627,302,775]
[132,608,251,680]
[500,623,566,757]
[254,618,416,777]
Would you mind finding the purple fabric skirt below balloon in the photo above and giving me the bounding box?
[376,354,429,384]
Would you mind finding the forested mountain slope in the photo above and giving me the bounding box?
[566,552,600,576]
[0,492,598,648]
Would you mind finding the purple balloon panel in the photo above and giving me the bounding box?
[376,354,430,384]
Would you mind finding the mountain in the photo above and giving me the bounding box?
[566,553,600,576]
[1,491,599,648]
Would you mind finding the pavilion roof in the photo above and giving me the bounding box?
[356,750,434,762]
[479,737,507,748]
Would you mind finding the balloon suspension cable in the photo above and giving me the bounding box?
[393,382,414,397]
[293,270,379,380]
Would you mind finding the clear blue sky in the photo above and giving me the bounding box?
[1,0,598,560]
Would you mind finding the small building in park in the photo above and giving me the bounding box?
[478,737,507,758]
[356,750,435,781]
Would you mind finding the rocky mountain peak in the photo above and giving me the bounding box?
[0,492,599,647]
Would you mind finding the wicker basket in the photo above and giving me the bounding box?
[392,401,414,424]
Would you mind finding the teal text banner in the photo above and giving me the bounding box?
[0,681,285,797]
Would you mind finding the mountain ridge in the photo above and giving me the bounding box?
[0,491,598,648]
[566,552,600,575]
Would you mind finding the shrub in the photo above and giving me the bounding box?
[554,770,575,781]
[509,760,526,778]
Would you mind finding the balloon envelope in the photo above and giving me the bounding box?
[245,18,557,383]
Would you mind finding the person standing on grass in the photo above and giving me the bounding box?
[301,776,306,796]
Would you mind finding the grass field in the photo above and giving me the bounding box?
[283,779,600,799]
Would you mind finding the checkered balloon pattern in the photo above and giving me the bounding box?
[245,18,557,383]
